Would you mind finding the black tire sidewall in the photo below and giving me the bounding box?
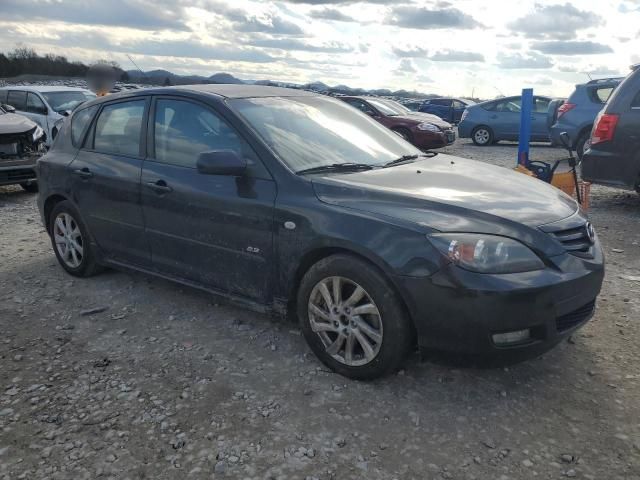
[472,126,493,146]
[297,254,412,380]
[49,201,98,277]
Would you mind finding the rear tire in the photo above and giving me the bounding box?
[471,126,493,146]
[49,200,103,277]
[297,254,413,380]
[575,131,590,160]
[20,182,38,193]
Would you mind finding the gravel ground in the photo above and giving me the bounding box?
[1,139,640,480]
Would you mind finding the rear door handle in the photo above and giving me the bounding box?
[73,167,93,179]
[146,180,173,194]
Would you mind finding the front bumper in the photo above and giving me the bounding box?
[394,241,604,357]
[0,158,37,187]
[412,128,456,149]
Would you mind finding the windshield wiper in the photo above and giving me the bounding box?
[383,152,437,168]
[296,163,376,175]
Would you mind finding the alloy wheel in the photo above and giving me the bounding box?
[53,212,84,269]
[307,276,383,367]
[474,128,490,145]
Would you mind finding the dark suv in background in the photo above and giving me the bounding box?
[549,77,622,159]
[419,97,474,124]
[583,65,640,193]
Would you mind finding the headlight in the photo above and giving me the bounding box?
[428,233,544,274]
[32,126,44,142]
[417,122,440,132]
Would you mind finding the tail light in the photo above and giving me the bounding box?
[591,112,619,145]
[557,102,576,118]
[460,109,468,121]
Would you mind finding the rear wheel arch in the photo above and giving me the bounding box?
[391,126,413,142]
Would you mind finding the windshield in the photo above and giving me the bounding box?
[365,98,404,116]
[379,98,411,114]
[41,91,96,113]
[230,96,421,173]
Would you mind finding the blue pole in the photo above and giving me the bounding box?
[518,88,533,167]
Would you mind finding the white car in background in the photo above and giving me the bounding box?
[0,86,96,147]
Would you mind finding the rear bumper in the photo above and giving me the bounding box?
[582,147,639,190]
[394,243,604,357]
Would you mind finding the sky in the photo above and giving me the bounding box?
[1,0,639,98]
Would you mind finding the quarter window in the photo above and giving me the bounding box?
[26,93,47,115]
[592,86,614,104]
[153,99,263,174]
[94,100,145,157]
[72,105,99,147]
[7,91,27,111]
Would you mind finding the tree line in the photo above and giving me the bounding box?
[0,47,129,81]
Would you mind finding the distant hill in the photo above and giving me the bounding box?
[121,69,436,98]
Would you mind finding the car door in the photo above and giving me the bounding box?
[6,90,27,116]
[24,92,49,132]
[532,96,551,141]
[488,98,521,140]
[141,96,276,302]
[70,97,151,267]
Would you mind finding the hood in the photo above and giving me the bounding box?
[0,113,37,136]
[396,112,452,129]
[311,154,578,230]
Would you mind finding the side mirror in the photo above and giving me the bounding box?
[197,150,247,176]
[60,110,71,117]
[2,104,16,113]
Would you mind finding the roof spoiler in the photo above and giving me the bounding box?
[586,77,624,85]
[631,63,640,72]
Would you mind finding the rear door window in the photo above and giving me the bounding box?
[533,97,550,113]
[0,90,7,104]
[7,91,27,111]
[93,100,145,157]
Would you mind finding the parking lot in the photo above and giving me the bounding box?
[1,139,639,479]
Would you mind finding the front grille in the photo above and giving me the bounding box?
[556,300,595,332]
[0,168,36,184]
[548,224,592,253]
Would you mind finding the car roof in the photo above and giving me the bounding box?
[173,84,317,99]
[0,85,94,93]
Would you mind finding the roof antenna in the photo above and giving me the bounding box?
[585,72,593,81]
[126,54,144,75]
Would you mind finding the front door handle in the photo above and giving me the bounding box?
[146,180,173,194]
[73,167,93,179]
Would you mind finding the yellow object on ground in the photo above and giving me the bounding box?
[551,172,576,197]
[513,164,536,177]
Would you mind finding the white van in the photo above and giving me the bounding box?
[0,86,96,147]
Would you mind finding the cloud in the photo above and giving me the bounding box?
[497,52,554,69]
[249,38,353,53]
[310,8,355,22]
[532,75,552,86]
[429,50,485,62]
[397,58,417,73]
[386,5,483,30]
[532,41,613,55]
[283,0,389,3]
[0,0,190,31]
[508,3,602,40]
[234,14,304,35]
[392,46,429,58]
[586,65,623,75]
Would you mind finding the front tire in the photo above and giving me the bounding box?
[49,200,103,277]
[297,254,413,380]
[471,126,493,146]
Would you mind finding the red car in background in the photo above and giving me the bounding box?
[339,96,455,150]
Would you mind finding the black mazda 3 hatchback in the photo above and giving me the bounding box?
[36,85,604,379]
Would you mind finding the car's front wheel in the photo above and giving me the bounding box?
[471,126,493,146]
[297,254,413,380]
[49,200,103,277]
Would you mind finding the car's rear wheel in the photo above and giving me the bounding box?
[297,254,413,380]
[20,181,38,193]
[49,200,103,277]
[576,131,590,160]
[471,126,493,146]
